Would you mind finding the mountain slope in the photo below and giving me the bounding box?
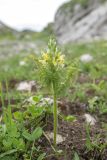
[0,21,17,37]
[54,0,107,44]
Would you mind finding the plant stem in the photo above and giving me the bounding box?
[0,82,4,110]
[30,141,35,160]
[53,84,57,148]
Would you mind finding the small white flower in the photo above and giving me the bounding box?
[40,97,53,106]
[80,54,93,63]
[27,96,36,104]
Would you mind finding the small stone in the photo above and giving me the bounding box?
[54,2,107,44]
[46,132,66,144]
[16,81,35,92]
[84,113,96,125]
[80,54,93,63]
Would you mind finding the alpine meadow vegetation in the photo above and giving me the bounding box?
[0,35,107,159]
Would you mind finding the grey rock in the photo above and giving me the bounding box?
[16,81,36,92]
[84,113,96,125]
[45,132,66,144]
[54,0,107,44]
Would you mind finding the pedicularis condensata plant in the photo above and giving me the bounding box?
[33,38,78,147]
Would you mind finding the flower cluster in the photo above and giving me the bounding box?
[39,52,65,67]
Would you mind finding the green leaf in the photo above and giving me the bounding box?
[22,130,32,141]
[12,138,25,150]
[28,105,43,117]
[1,124,7,135]
[73,152,80,160]
[13,111,23,121]
[3,138,13,149]
[65,115,76,122]
[0,156,16,160]
[0,149,17,158]
[23,127,42,141]
[33,95,42,103]
[31,127,43,141]
[37,153,46,160]
[7,121,19,138]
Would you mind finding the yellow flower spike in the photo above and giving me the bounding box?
[55,52,60,60]
[39,60,46,66]
[60,55,65,60]
[57,54,65,65]
[42,53,49,61]
[53,58,57,66]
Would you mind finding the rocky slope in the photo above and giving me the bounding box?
[54,0,107,44]
[0,21,50,59]
[0,21,17,36]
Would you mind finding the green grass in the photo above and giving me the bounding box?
[60,40,107,104]
[0,54,36,81]
[62,40,107,64]
[1,40,107,81]
[1,39,107,105]
[0,38,107,159]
